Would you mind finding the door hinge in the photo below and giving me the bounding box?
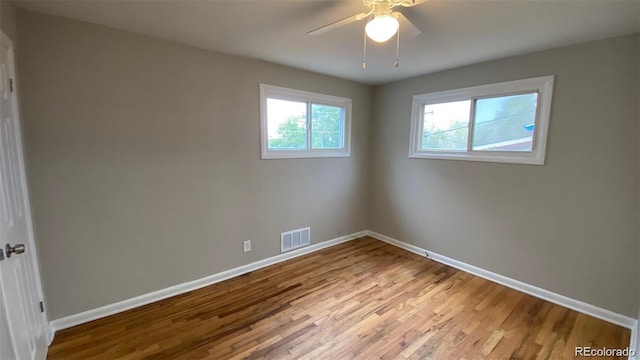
[9,78,13,93]
[39,301,44,313]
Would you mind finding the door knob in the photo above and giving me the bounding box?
[6,243,25,258]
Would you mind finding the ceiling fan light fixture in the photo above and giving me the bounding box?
[365,14,399,42]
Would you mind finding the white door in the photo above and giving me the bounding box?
[0,31,50,360]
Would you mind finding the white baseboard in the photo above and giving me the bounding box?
[50,230,368,332]
[366,230,637,330]
[630,320,639,360]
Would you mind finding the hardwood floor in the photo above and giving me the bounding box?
[47,237,630,359]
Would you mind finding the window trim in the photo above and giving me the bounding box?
[409,76,555,165]
[260,83,352,159]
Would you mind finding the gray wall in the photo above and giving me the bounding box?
[1,1,16,41]
[17,11,371,320]
[369,34,639,317]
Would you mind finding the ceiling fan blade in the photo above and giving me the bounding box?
[396,12,421,38]
[307,11,372,35]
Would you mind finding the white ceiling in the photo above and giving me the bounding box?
[13,0,640,85]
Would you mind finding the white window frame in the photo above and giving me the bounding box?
[260,84,352,159]
[409,75,555,165]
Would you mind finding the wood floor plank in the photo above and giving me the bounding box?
[47,237,631,359]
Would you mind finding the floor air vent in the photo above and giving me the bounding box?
[281,227,310,253]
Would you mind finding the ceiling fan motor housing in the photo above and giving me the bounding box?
[364,0,418,10]
[371,1,393,16]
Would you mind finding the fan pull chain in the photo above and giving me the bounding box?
[362,13,375,70]
[394,26,400,68]
[362,30,367,70]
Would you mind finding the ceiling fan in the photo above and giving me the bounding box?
[308,0,426,68]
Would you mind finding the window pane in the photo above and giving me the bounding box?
[422,100,471,151]
[472,93,538,152]
[311,104,345,149]
[267,98,307,150]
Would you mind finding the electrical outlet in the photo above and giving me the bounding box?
[243,240,251,253]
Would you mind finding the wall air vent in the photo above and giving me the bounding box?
[281,227,310,253]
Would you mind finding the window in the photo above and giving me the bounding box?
[409,76,554,165]
[260,84,352,159]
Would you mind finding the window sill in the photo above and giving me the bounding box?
[408,151,545,165]
[261,150,351,159]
